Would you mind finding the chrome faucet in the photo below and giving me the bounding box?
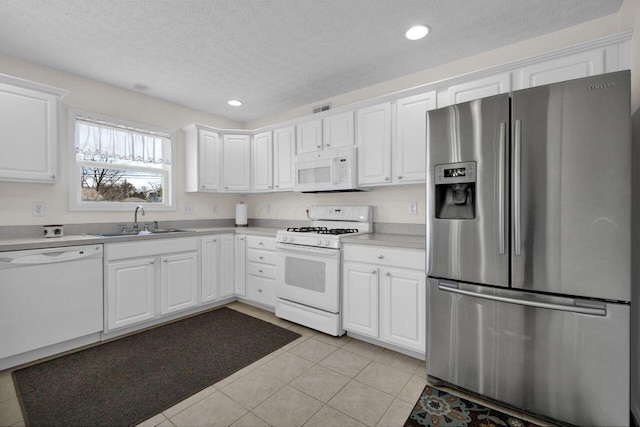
[133,205,145,232]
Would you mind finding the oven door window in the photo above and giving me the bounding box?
[284,256,325,292]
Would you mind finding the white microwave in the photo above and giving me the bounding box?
[293,146,365,193]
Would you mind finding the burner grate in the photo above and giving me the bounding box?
[317,228,359,235]
[286,227,328,232]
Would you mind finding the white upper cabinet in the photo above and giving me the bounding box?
[252,131,273,191]
[223,134,251,192]
[296,118,323,154]
[394,92,437,184]
[356,102,392,186]
[513,48,611,90]
[297,111,354,154]
[322,111,354,149]
[437,72,511,107]
[273,126,295,191]
[0,74,67,184]
[184,125,222,192]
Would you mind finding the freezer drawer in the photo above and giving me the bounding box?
[427,279,630,427]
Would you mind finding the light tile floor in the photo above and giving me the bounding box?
[0,302,551,427]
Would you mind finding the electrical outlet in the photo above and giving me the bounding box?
[409,201,418,215]
[212,204,218,214]
[266,204,271,215]
[32,202,45,217]
[184,203,193,214]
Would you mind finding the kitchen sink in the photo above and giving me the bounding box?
[93,229,190,237]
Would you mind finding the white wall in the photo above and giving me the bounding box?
[0,53,244,226]
[0,7,637,229]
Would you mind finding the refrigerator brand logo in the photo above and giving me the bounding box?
[588,82,615,90]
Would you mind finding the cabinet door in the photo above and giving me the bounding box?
[160,252,199,315]
[356,103,392,186]
[220,234,235,297]
[342,263,379,338]
[0,79,63,183]
[296,118,323,154]
[201,236,221,303]
[107,258,156,330]
[252,131,273,191]
[380,268,426,354]
[323,111,354,149]
[514,49,606,90]
[395,92,436,183]
[234,235,247,296]
[273,126,295,191]
[438,72,511,107]
[223,134,251,191]
[199,130,222,191]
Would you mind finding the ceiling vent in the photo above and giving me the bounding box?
[313,103,331,114]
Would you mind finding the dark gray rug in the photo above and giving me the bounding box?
[12,307,301,427]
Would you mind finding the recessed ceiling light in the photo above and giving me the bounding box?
[133,83,151,91]
[228,99,243,107]
[405,25,430,40]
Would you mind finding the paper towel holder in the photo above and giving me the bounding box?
[235,202,248,227]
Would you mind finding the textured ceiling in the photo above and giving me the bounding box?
[0,0,623,124]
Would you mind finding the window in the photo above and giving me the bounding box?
[68,109,175,211]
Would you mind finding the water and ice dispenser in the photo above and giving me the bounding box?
[434,161,476,219]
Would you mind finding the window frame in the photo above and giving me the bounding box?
[67,108,176,212]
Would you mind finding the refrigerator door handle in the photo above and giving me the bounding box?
[498,122,506,255]
[513,119,522,256]
[438,283,607,316]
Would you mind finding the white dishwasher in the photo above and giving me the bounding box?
[0,244,103,369]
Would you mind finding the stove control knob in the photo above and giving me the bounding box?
[316,239,322,245]
[287,237,293,243]
[324,239,330,246]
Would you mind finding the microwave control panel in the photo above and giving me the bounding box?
[336,157,349,183]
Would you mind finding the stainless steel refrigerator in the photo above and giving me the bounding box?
[426,70,631,426]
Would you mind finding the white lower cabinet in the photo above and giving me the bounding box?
[106,257,156,331]
[342,244,426,356]
[200,234,236,304]
[245,235,276,308]
[105,237,199,332]
[234,235,247,296]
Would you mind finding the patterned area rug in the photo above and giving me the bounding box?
[405,385,541,427]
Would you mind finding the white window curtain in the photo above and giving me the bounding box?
[75,117,171,167]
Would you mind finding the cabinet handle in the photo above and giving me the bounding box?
[384,271,390,277]
[259,242,264,245]
[259,269,263,273]
[377,255,384,259]
[237,236,245,240]
[275,185,279,188]
[371,269,377,274]
[259,256,264,260]
[268,185,272,189]
[258,289,263,293]
[326,143,331,147]
[384,177,390,181]
[398,175,402,179]
[225,186,229,189]
[163,259,168,263]
[150,261,155,265]
[50,174,56,179]
[201,185,205,189]
[316,145,321,148]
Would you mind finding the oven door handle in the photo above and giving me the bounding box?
[276,242,340,258]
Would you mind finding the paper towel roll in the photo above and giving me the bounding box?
[235,203,248,227]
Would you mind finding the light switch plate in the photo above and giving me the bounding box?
[184,203,193,214]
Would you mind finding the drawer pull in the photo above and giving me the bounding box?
[258,289,263,293]
[259,269,263,273]
[259,256,264,260]
[377,255,384,259]
[384,271,390,277]
[259,242,264,245]
[371,269,377,274]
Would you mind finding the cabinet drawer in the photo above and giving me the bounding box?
[247,262,276,279]
[247,276,276,307]
[343,245,425,270]
[247,235,276,251]
[247,248,276,265]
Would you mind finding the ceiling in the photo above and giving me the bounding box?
[0,0,623,124]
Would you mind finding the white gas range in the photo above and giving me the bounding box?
[275,205,372,336]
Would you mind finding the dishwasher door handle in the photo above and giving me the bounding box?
[0,246,103,265]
